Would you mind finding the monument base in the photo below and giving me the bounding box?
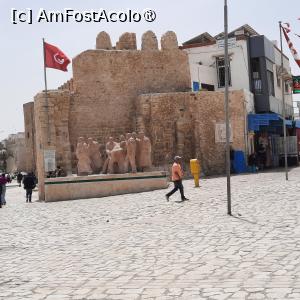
[44,171,168,202]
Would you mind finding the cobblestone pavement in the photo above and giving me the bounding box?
[1,168,300,300]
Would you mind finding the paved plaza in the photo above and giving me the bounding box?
[1,169,300,300]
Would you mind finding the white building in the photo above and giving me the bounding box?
[182,24,293,117]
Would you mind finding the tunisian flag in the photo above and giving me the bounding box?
[282,27,300,69]
[44,42,70,72]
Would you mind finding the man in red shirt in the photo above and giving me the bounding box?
[165,156,189,202]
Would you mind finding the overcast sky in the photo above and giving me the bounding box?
[0,0,300,140]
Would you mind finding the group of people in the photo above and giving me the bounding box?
[0,172,37,208]
[46,166,66,178]
[76,132,152,176]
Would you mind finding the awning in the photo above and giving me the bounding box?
[285,120,293,127]
[248,113,293,131]
[295,120,300,128]
[248,113,281,131]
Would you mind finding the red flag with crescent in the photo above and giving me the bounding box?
[44,42,70,72]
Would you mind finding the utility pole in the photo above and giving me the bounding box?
[279,21,289,181]
[224,0,232,215]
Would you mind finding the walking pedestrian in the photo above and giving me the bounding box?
[0,173,8,205]
[23,173,36,203]
[165,156,189,202]
[17,172,23,187]
[23,173,36,202]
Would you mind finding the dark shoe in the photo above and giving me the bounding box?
[182,198,189,201]
[165,195,170,202]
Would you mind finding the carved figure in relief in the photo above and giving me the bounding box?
[107,142,127,174]
[102,137,117,174]
[76,137,93,176]
[125,133,137,173]
[87,138,103,173]
[136,132,152,172]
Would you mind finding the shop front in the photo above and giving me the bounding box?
[248,114,298,170]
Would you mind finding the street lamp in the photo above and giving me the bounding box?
[279,21,289,181]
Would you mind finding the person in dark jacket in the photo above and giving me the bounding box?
[0,174,7,205]
[17,172,23,187]
[23,173,36,203]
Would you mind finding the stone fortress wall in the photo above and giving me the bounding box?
[24,30,250,198]
[136,90,249,175]
[68,31,191,169]
[23,102,36,173]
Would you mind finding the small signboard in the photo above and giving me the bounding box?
[215,123,233,143]
[293,76,300,94]
[44,150,56,172]
[217,37,237,49]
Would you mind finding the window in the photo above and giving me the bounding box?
[216,57,231,88]
[267,70,275,96]
[251,58,262,94]
[285,81,289,93]
[201,83,215,91]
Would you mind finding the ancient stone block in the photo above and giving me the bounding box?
[96,31,112,50]
[141,31,158,50]
[161,31,178,50]
[116,32,137,50]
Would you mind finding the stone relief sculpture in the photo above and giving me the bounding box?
[102,137,118,174]
[125,134,137,173]
[108,142,127,174]
[136,132,152,172]
[87,138,103,174]
[76,137,93,176]
[75,132,152,176]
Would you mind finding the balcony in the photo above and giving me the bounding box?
[269,96,294,118]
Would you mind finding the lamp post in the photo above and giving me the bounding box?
[224,0,232,215]
[279,21,289,181]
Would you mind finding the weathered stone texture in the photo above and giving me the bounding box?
[116,32,137,50]
[23,102,36,172]
[69,45,191,158]
[34,91,72,199]
[136,90,247,175]
[141,31,158,50]
[4,133,27,173]
[96,31,112,50]
[161,31,179,50]
[58,79,74,91]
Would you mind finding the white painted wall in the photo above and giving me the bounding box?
[273,46,293,109]
[185,39,250,91]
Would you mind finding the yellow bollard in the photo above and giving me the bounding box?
[190,159,200,187]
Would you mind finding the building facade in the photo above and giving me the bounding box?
[182,24,293,117]
[3,132,27,173]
